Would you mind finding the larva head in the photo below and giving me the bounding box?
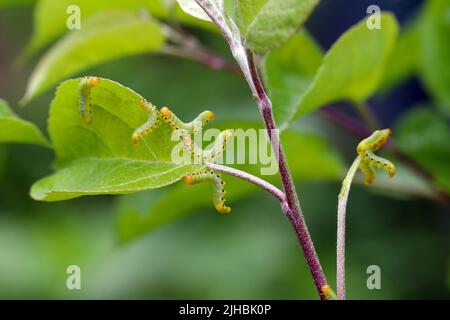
[215,203,231,214]
[82,115,92,125]
[87,76,100,87]
[182,174,194,185]
[160,106,171,119]
[204,111,215,122]
[356,128,392,155]
[139,99,147,109]
[131,133,140,145]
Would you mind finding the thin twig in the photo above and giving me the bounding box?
[247,52,329,299]
[206,162,286,204]
[161,45,240,74]
[337,156,361,300]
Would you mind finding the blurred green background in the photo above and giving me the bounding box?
[0,0,449,299]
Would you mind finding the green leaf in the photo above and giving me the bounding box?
[0,99,49,146]
[379,18,420,91]
[117,122,345,242]
[235,0,319,53]
[287,13,398,124]
[419,0,450,110]
[30,78,197,201]
[263,30,323,127]
[22,11,165,104]
[24,0,167,57]
[395,108,450,193]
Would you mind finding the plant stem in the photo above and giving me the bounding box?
[206,162,286,204]
[246,52,329,299]
[194,0,330,299]
[337,156,361,300]
[162,45,240,74]
[163,24,241,75]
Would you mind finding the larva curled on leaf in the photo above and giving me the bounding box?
[203,130,233,162]
[78,76,100,124]
[183,169,231,214]
[131,99,160,144]
[181,129,233,162]
[356,129,396,185]
[160,106,215,132]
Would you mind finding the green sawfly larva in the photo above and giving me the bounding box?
[78,76,100,124]
[356,129,396,185]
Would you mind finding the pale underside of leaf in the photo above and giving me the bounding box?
[30,158,196,201]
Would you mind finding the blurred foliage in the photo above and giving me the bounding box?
[419,0,450,110]
[263,30,323,127]
[291,13,398,123]
[395,107,450,193]
[0,99,48,146]
[380,17,419,91]
[23,11,165,103]
[0,0,449,299]
[23,0,167,57]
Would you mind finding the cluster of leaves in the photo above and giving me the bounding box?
[0,0,449,242]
